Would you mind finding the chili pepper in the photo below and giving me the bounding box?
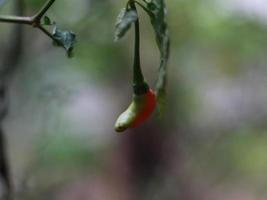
[114,2,157,132]
[115,88,156,132]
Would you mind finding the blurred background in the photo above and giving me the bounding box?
[1,0,267,199]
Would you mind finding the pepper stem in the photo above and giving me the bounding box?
[130,1,148,95]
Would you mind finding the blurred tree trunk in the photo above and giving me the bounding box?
[0,0,24,196]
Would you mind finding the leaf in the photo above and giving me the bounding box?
[43,16,52,26]
[114,8,138,41]
[52,26,76,57]
[146,0,170,115]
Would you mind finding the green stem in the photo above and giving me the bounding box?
[130,1,148,95]
[134,1,152,16]
[133,12,143,84]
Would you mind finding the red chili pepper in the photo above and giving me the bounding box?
[114,88,156,132]
[131,89,156,128]
[114,2,157,132]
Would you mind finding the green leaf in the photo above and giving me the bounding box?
[52,26,76,57]
[43,16,52,25]
[146,0,170,115]
[114,8,138,41]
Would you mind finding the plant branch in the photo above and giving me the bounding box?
[0,0,56,39]
[134,0,151,15]
[0,15,32,25]
[33,0,55,21]
[129,1,149,96]
[37,25,57,43]
[0,0,56,25]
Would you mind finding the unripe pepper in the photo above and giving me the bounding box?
[114,2,157,132]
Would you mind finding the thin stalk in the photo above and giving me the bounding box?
[37,25,56,42]
[134,1,152,16]
[33,0,56,21]
[0,15,32,25]
[130,2,145,87]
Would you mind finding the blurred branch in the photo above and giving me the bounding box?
[0,123,10,192]
[0,0,58,43]
[0,0,25,196]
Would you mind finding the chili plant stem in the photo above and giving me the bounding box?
[130,2,145,87]
[34,0,56,21]
[0,0,56,39]
[37,24,59,44]
[134,1,151,15]
[0,15,32,24]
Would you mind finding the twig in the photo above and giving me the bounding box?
[37,25,58,43]
[134,1,152,16]
[0,15,32,24]
[33,0,56,21]
[0,0,56,40]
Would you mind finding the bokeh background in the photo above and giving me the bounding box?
[1,0,267,199]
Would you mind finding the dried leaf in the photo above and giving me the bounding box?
[114,8,138,41]
[52,26,76,57]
